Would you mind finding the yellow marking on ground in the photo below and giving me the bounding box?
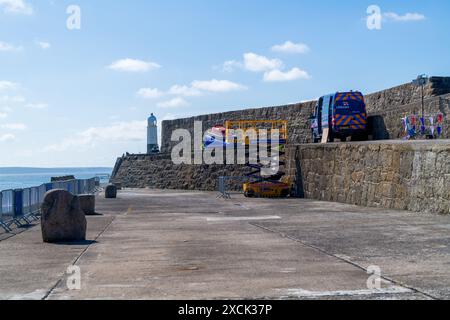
[126,206,134,215]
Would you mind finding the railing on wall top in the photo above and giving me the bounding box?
[0,177,100,233]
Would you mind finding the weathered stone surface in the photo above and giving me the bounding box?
[78,194,96,215]
[159,77,450,154]
[41,189,87,243]
[160,101,316,154]
[285,141,450,215]
[112,141,450,215]
[112,152,251,191]
[105,185,117,199]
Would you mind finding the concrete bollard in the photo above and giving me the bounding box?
[105,184,117,199]
[78,194,96,215]
[41,189,87,243]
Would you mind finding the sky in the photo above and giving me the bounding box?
[0,0,449,167]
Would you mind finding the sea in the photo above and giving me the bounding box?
[0,167,112,191]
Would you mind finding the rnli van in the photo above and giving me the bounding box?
[310,91,368,143]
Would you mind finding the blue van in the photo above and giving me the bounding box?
[310,91,368,143]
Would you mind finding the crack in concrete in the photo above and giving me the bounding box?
[250,222,439,300]
[41,216,117,300]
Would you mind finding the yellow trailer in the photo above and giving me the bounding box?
[243,181,291,198]
[223,120,292,198]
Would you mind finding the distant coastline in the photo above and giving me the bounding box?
[0,167,112,174]
[0,167,112,191]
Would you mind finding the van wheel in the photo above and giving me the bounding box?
[328,132,335,143]
[244,190,255,198]
[280,189,289,198]
[351,133,369,142]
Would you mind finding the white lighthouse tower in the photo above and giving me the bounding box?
[147,113,159,154]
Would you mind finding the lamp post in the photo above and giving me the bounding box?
[412,74,429,135]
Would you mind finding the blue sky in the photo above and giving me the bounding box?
[0,0,449,167]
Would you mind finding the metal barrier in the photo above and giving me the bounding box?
[0,177,99,233]
[217,176,253,199]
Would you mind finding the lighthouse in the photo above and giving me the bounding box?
[147,113,159,154]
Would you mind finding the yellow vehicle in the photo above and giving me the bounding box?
[243,181,291,198]
[222,119,291,199]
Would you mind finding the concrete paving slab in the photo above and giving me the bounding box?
[1,189,447,300]
[0,215,114,300]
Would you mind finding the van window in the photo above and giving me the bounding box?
[334,93,366,115]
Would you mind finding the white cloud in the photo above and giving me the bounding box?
[0,80,19,91]
[0,83,23,116]
[263,67,311,82]
[0,133,15,142]
[0,41,22,52]
[222,60,243,73]
[25,103,48,109]
[137,79,246,104]
[191,79,247,92]
[0,122,26,130]
[271,41,310,54]
[220,52,311,81]
[0,107,12,119]
[0,0,33,15]
[0,95,25,103]
[35,40,51,50]
[157,97,190,109]
[384,12,426,22]
[137,88,164,99]
[45,120,147,152]
[243,52,283,72]
[108,58,161,73]
[168,85,203,97]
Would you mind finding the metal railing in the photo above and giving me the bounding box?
[0,177,100,233]
[217,176,253,199]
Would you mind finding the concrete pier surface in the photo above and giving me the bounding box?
[1,189,450,300]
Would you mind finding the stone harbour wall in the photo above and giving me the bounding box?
[286,140,450,215]
[112,140,450,215]
[111,152,251,191]
[161,77,450,153]
[365,76,450,113]
[161,100,316,154]
[369,93,450,140]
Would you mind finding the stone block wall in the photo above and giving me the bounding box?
[161,100,316,154]
[160,77,450,153]
[369,93,450,140]
[365,77,450,113]
[111,153,251,191]
[285,141,450,215]
[112,140,450,215]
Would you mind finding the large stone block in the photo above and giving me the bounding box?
[105,184,117,199]
[78,194,96,215]
[41,189,87,243]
